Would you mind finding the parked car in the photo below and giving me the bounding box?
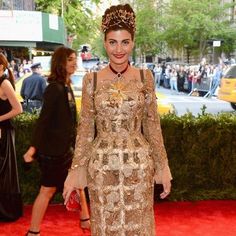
[218,64,236,110]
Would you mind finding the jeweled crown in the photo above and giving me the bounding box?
[101,9,136,33]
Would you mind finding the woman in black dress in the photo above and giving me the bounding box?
[0,53,23,221]
[24,46,90,236]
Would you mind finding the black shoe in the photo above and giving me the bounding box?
[25,230,40,235]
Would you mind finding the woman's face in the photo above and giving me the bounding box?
[66,52,77,76]
[104,30,134,66]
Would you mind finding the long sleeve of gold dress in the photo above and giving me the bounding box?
[66,69,172,236]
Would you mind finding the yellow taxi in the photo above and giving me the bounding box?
[70,70,86,98]
[74,94,174,115]
[15,70,50,103]
[218,64,236,110]
[16,71,175,115]
[15,73,31,102]
[15,70,86,107]
[156,92,175,115]
[72,72,175,115]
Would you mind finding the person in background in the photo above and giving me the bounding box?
[153,63,162,88]
[177,66,186,92]
[164,64,171,88]
[0,53,23,221]
[22,59,31,74]
[18,65,25,78]
[160,61,166,88]
[20,62,47,113]
[9,59,19,80]
[208,65,223,97]
[170,67,178,94]
[27,60,32,71]
[187,67,194,93]
[63,4,172,236]
[23,46,90,236]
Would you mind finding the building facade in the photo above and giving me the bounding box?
[1,0,35,11]
[0,0,66,62]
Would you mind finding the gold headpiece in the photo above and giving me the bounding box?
[101,9,136,33]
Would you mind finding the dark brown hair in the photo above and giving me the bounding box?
[0,53,15,89]
[102,4,136,40]
[48,46,76,84]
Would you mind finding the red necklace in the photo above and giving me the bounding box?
[109,63,129,78]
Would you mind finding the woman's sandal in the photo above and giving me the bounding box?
[80,218,90,229]
[25,230,40,236]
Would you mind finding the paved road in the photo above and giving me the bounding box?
[156,87,235,116]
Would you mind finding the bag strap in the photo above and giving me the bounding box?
[140,69,145,85]
[93,72,97,138]
[93,72,97,93]
[140,69,145,135]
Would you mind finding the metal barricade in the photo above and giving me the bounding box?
[188,76,212,96]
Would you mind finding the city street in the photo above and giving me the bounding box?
[157,87,235,116]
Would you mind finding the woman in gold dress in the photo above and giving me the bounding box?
[63,4,172,236]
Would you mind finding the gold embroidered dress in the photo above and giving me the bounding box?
[69,69,171,236]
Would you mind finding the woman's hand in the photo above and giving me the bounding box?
[63,167,87,205]
[160,166,172,199]
[63,171,77,205]
[63,180,74,205]
[23,146,36,163]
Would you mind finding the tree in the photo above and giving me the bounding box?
[89,16,108,60]
[35,0,100,48]
[35,0,236,62]
[118,0,165,62]
[134,0,163,60]
[162,0,236,60]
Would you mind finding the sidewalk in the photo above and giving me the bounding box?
[156,86,190,97]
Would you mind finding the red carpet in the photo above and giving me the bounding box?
[1,200,236,235]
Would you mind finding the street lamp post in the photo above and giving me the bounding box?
[207,39,222,64]
[213,40,221,64]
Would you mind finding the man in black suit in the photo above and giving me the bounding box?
[20,62,47,113]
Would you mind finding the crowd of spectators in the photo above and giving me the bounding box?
[0,48,33,80]
[0,47,234,98]
[74,57,233,98]
[9,59,33,80]
[144,59,232,97]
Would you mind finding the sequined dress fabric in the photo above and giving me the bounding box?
[70,69,171,236]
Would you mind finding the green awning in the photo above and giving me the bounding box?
[0,11,66,48]
[0,41,36,47]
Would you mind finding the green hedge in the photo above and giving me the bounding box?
[14,113,41,204]
[159,111,236,201]
[14,111,236,203]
